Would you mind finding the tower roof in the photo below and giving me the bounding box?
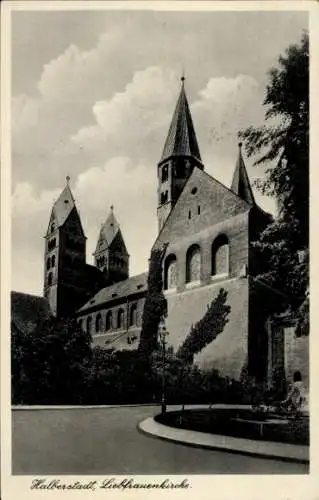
[95,205,121,252]
[160,78,202,164]
[231,143,255,205]
[49,177,76,229]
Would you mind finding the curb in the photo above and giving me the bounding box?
[12,403,160,411]
[138,416,309,465]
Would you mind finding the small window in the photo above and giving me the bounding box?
[191,187,198,195]
[86,316,92,334]
[129,304,137,326]
[46,258,51,270]
[48,272,53,286]
[198,206,201,215]
[50,223,55,233]
[161,164,169,182]
[106,311,113,331]
[161,191,168,204]
[95,313,102,333]
[117,309,124,329]
[188,210,191,219]
[51,255,56,267]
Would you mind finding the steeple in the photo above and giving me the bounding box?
[47,176,76,234]
[231,142,255,205]
[157,77,204,232]
[93,206,129,285]
[95,205,120,254]
[161,77,202,165]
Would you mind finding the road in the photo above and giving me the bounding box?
[12,405,308,474]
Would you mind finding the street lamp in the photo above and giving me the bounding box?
[158,318,169,414]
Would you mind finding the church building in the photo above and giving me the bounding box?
[26,77,308,387]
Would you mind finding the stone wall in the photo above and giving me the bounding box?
[284,326,309,390]
[165,277,249,380]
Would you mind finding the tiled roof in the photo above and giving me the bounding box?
[78,272,148,313]
[161,81,202,163]
[11,291,51,335]
[231,143,255,205]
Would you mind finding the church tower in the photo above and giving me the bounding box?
[157,77,204,232]
[93,206,129,285]
[43,177,86,317]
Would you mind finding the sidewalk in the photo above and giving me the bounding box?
[138,407,309,464]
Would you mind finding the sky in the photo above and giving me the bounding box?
[11,9,308,295]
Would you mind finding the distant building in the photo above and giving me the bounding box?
[13,78,308,388]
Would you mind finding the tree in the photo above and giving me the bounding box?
[138,243,168,358]
[12,317,92,404]
[177,288,231,363]
[240,32,309,331]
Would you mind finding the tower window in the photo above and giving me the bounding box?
[161,191,168,204]
[161,164,169,182]
[51,255,56,267]
[46,258,51,270]
[174,159,185,178]
[50,223,55,233]
[191,187,198,195]
[198,206,201,215]
[48,272,53,286]
[188,210,191,219]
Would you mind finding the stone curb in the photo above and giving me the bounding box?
[12,403,160,410]
[138,416,309,464]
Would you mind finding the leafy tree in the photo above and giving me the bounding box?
[240,32,309,331]
[177,288,231,363]
[138,243,168,358]
[12,317,92,404]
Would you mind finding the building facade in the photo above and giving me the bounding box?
[37,78,307,386]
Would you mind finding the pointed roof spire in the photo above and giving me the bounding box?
[50,178,76,228]
[231,142,255,205]
[95,205,121,252]
[160,77,202,164]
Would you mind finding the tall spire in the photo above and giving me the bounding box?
[231,142,255,205]
[95,205,120,252]
[160,77,202,164]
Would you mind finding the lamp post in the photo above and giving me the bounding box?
[158,318,169,414]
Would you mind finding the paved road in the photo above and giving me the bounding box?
[12,406,308,474]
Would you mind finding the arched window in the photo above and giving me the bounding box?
[212,235,229,276]
[51,255,56,267]
[48,272,53,286]
[95,313,102,332]
[50,222,55,233]
[129,304,137,326]
[164,254,178,290]
[117,309,124,329]
[86,316,92,334]
[161,191,168,204]
[186,244,201,283]
[105,311,113,331]
[46,257,51,270]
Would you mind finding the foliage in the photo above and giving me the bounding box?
[85,347,156,404]
[176,288,231,363]
[138,243,168,358]
[240,33,309,332]
[11,317,92,404]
